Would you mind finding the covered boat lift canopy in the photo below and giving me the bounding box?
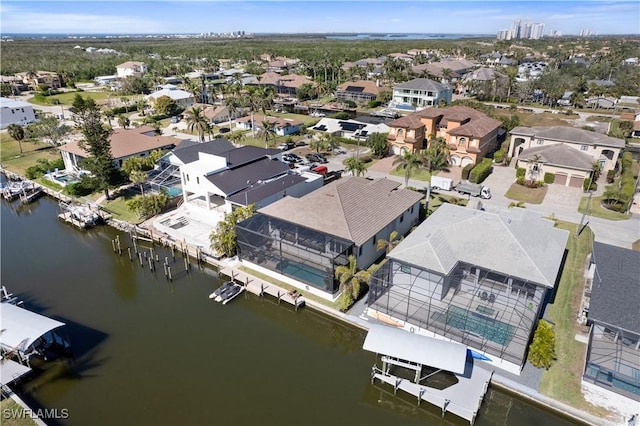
[363,324,493,425]
[0,358,32,386]
[0,303,65,357]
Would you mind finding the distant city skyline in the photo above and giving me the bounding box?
[1,1,639,36]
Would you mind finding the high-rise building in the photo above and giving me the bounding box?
[511,19,521,39]
[531,23,545,40]
[496,29,512,40]
[521,23,532,39]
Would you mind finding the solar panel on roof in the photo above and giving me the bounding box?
[359,130,368,137]
[338,121,362,132]
[345,86,365,92]
[314,125,327,131]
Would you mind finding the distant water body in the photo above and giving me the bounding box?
[3,32,492,40]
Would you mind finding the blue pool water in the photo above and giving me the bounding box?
[437,305,515,346]
[166,186,182,197]
[279,260,326,289]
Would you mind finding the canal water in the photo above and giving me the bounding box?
[1,196,581,426]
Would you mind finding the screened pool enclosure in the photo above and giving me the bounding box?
[236,214,354,294]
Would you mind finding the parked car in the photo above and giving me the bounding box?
[283,153,302,163]
[295,140,307,147]
[334,147,347,155]
[306,153,328,164]
[218,127,231,134]
[278,142,296,151]
[170,116,180,124]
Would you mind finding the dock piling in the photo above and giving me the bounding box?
[111,240,116,253]
[128,247,132,261]
[168,266,172,281]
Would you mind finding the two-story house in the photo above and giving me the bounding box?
[336,80,389,104]
[236,178,423,301]
[15,71,63,90]
[0,97,37,129]
[367,204,569,374]
[146,86,195,110]
[391,78,453,110]
[116,61,148,79]
[508,126,625,187]
[254,72,314,97]
[387,105,501,167]
[582,242,640,411]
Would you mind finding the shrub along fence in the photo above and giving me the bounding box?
[469,158,493,183]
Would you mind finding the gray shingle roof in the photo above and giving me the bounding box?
[394,78,452,92]
[519,143,594,171]
[258,177,423,246]
[388,204,569,287]
[206,158,290,195]
[511,126,625,149]
[589,242,640,333]
[172,138,234,164]
[227,174,306,206]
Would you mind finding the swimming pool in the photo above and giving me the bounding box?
[278,259,327,289]
[434,305,515,346]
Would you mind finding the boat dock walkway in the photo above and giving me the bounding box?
[219,266,306,310]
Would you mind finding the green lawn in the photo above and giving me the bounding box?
[100,190,144,223]
[538,221,608,417]
[269,111,321,127]
[428,193,468,210]
[390,166,432,182]
[0,134,62,176]
[0,399,37,426]
[28,90,111,106]
[578,195,631,221]
[505,183,548,204]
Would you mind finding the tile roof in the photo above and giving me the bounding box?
[519,144,594,171]
[117,61,146,69]
[463,67,505,82]
[511,126,625,148]
[388,204,569,287]
[387,114,425,129]
[589,242,640,332]
[337,79,386,95]
[448,116,502,138]
[258,177,423,246]
[393,78,452,92]
[258,72,313,89]
[59,127,181,160]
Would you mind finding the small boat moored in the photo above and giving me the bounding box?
[209,281,234,300]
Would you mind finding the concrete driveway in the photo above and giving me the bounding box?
[540,184,585,216]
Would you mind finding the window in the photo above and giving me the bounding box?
[186,174,189,182]
[536,138,544,145]
[410,205,414,214]
[372,235,376,247]
[399,213,404,223]
[196,177,200,184]
[580,145,589,151]
[459,137,467,147]
[398,129,404,136]
[358,246,362,256]
[400,265,411,273]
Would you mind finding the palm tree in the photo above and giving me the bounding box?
[376,231,400,254]
[103,109,115,129]
[334,255,376,311]
[421,136,451,212]
[228,131,246,146]
[117,115,130,129]
[393,151,422,187]
[6,124,25,154]
[184,106,210,143]
[129,169,147,195]
[225,98,240,131]
[257,120,277,149]
[344,157,366,177]
[441,68,454,83]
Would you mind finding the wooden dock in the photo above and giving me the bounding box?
[58,211,91,229]
[220,266,306,310]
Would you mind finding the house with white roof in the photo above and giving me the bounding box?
[116,61,148,79]
[0,97,37,129]
[146,87,195,109]
[367,204,570,374]
[310,117,389,141]
[392,78,453,110]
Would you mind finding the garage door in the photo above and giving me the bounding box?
[569,175,584,188]
[392,145,403,155]
[555,173,568,185]
[461,156,474,167]
[450,155,461,166]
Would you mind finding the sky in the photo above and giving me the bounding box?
[1,1,639,36]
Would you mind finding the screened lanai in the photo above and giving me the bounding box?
[368,260,547,368]
[236,213,354,294]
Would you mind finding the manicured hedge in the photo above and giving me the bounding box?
[493,149,506,163]
[544,172,555,184]
[469,158,493,184]
[462,164,474,180]
[620,152,635,204]
[516,167,526,178]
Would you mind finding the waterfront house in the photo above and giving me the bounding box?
[179,145,322,215]
[254,72,314,97]
[336,80,389,104]
[508,126,625,186]
[235,114,302,136]
[582,242,640,406]
[236,178,423,300]
[59,126,181,172]
[0,97,37,129]
[116,61,148,79]
[391,78,453,110]
[367,204,569,374]
[387,105,501,165]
